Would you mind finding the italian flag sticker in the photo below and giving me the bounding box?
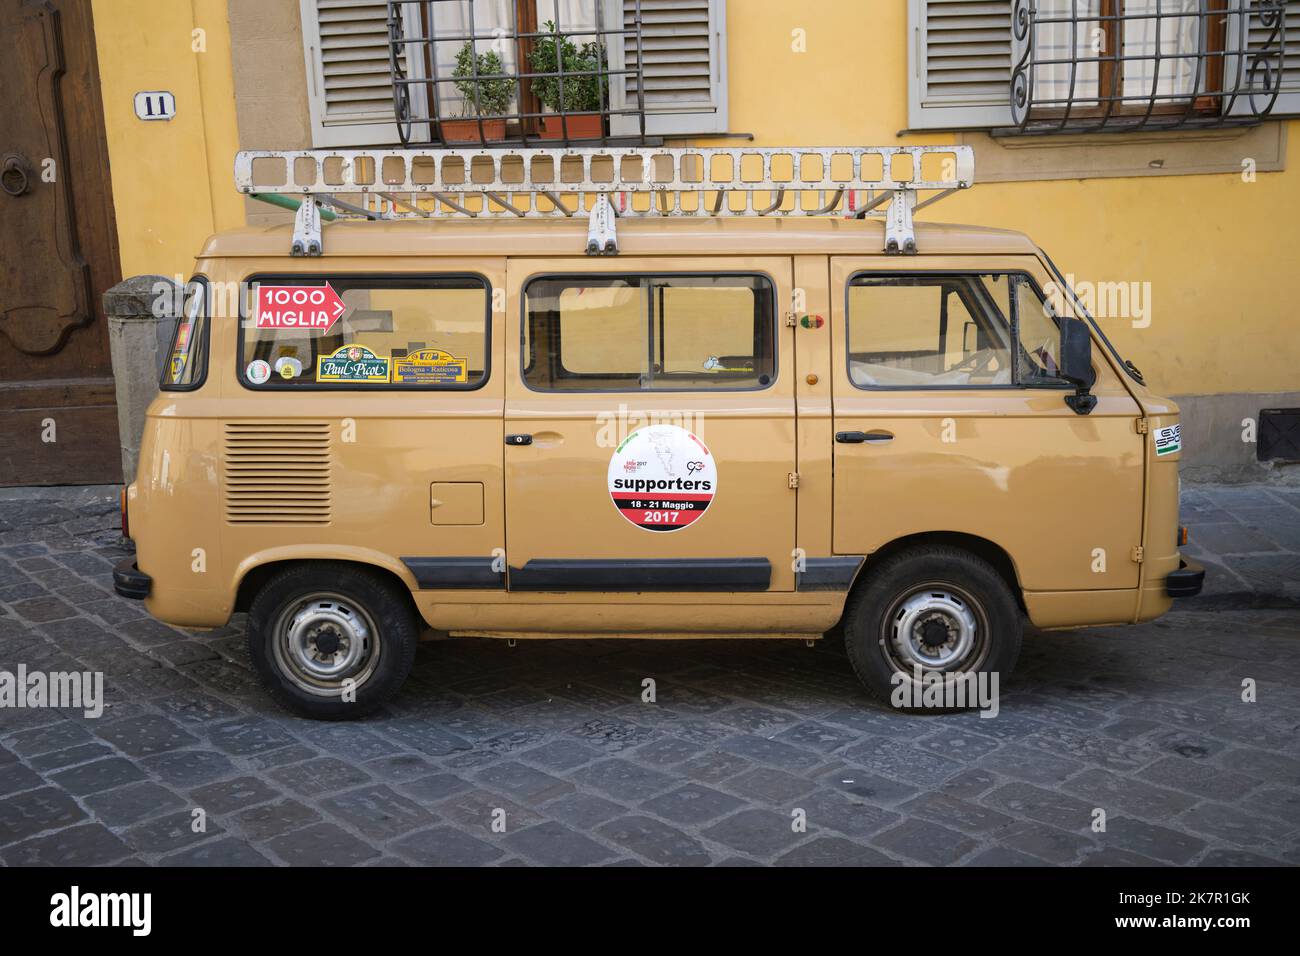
[607,425,717,532]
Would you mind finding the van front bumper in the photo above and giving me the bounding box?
[1165,558,1205,598]
[113,557,152,600]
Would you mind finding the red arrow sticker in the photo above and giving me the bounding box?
[255,283,347,334]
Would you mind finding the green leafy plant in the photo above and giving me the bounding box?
[528,20,606,112]
[452,42,514,117]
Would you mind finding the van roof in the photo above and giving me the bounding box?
[198,217,1040,260]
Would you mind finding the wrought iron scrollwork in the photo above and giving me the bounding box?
[387,6,414,146]
[1010,0,1036,127]
[1243,0,1287,116]
[1005,0,1287,135]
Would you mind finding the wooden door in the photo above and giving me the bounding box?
[0,0,121,485]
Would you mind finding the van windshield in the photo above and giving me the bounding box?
[1038,248,1144,384]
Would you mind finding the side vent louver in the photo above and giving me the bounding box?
[223,422,332,525]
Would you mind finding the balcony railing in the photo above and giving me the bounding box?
[387,0,648,147]
[1007,0,1287,134]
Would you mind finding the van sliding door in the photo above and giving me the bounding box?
[502,257,799,594]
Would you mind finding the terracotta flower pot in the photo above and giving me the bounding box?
[538,114,605,140]
[440,118,507,144]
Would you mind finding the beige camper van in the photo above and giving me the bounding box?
[112,146,1203,718]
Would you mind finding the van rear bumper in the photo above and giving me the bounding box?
[1165,558,1205,598]
[113,558,152,600]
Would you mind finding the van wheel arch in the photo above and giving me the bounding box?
[235,559,418,619]
[838,532,1026,625]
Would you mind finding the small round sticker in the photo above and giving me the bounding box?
[608,425,716,532]
[245,359,271,384]
[274,356,302,380]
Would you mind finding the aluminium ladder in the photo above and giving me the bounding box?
[232,145,975,258]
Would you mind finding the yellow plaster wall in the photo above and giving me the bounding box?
[92,0,243,279]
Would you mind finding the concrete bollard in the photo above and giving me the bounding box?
[103,275,181,484]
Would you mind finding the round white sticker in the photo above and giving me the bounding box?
[608,425,716,532]
[245,359,271,384]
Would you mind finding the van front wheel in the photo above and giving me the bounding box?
[246,562,418,720]
[843,546,1022,712]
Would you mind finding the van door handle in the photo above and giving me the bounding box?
[505,434,533,446]
[836,430,893,444]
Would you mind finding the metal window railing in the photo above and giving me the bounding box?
[386,0,648,147]
[1006,0,1287,134]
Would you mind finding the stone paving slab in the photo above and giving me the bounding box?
[0,484,1296,866]
[1178,484,1300,607]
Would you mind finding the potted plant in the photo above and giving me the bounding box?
[441,42,514,143]
[528,20,607,139]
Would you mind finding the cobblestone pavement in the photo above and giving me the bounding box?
[0,484,1297,867]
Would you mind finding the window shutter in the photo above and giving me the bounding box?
[909,0,1014,130]
[301,0,404,147]
[610,0,728,136]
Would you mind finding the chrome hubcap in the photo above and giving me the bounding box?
[889,588,979,670]
[272,593,380,696]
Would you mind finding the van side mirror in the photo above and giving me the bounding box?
[1059,316,1097,415]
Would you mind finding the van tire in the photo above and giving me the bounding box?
[245,562,418,720]
[842,546,1021,712]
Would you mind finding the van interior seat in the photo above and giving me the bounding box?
[850,351,1010,387]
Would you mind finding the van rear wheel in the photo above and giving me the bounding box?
[246,562,418,720]
[843,546,1021,712]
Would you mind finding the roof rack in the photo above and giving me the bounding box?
[233,145,974,258]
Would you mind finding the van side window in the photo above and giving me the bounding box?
[1011,278,1066,384]
[523,275,775,391]
[846,273,1066,390]
[238,275,488,389]
[160,278,209,390]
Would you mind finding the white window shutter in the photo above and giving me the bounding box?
[909,0,1014,130]
[301,0,404,147]
[610,0,729,136]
